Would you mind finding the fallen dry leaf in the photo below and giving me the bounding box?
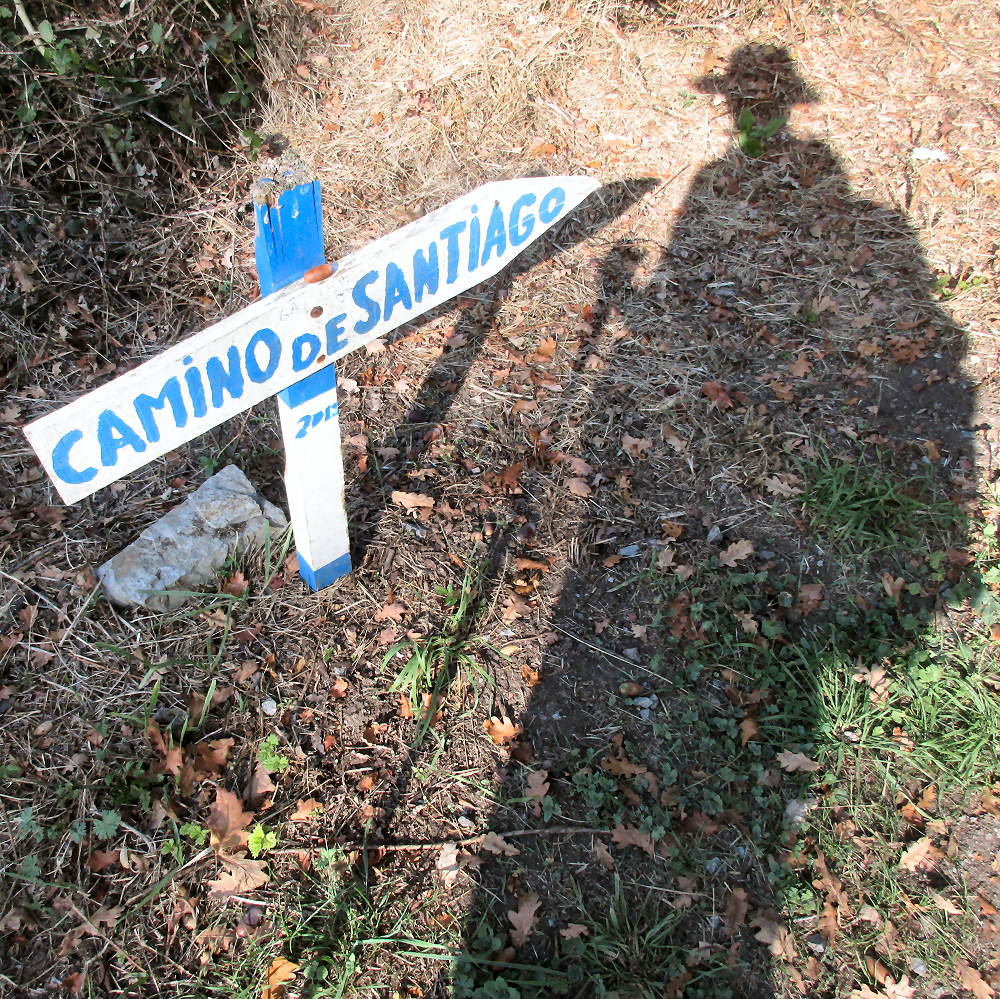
[207,788,254,853]
[776,751,820,773]
[788,355,812,378]
[898,837,941,873]
[764,473,803,497]
[481,831,521,856]
[702,381,733,411]
[374,601,406,623]
[735,610,758,634]
[674,874,698,909]
[391,490,434,510]
[525,770,550,818]
[739,717,759,745]
[207,855,270,899]
[290,799,322,823]
[611,823,654,857]
[622,434,653,459]
[566,477,592,498]
[602,755,646,779]
[560,924,588,939]
[724,889,748,936]
[882,574,905,604]
[594,840,615,870]
[262,956,299,999]
[665,973,693,998]
[751,915,797,962]
[484,716,523,744]
[508,893,541,948]
[931,893,962,915]
[956,960,995,999]
[719,539,754,567]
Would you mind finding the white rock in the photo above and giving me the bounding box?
[97,465,287,611]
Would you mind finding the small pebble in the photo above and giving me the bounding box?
[619,544,639,557]
[704,857,724,875]
[261,698,278,716]
[639,708,650,720]
[759,550,775,558]
[706,525,723,544]
[910,958,928,978]
[623,648,640,662]
[633,696,654,709]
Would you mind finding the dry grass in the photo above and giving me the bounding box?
[3,1,1000,997]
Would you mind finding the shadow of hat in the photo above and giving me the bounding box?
[693,44,820,118]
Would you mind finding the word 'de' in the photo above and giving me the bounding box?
[25,177,600,504]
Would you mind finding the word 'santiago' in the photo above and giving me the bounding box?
[25,177,599,504]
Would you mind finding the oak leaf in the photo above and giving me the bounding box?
[558,455,593,475]
[956,961,995,999]
[622,434,653,459]
[481,831,521,856]
[735,610,758,634]
[611,823,654,857]
[262,956,299,999]
[374,602,406,623]
[594,840,615,869]
[764,473,803,496]
[724,888,748,936]
[566,477,592,497]
[207,855,269,899]
[207,788,254,854]
[719,539,754,567]
[702,381,733,411]
[674,874,698,909]
[291,799,322,822]
[776,751,820,772]
[525,770,550,818]
[508,893,541,948]
[751,915,797,961]
[560,924,588,938]
[484,716,523,744]
[739,718,759,745]
[898,837,941,873]
[391,490,434,510]
[602,755,646,779]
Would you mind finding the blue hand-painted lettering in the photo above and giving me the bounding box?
[292,332,322,371]
[352,271,381,334]
[383,261,413,322]
[206,345,244,408]
[509,193,536,246]
[245,328,281,383]
[51,429,97,484]
[97,409,147,467]
[134,376,187,444]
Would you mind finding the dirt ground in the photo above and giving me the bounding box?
[3,1,1000,997]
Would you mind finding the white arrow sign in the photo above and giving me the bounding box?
[24,176,600,504]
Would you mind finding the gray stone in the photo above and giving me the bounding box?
[97,465,287,611]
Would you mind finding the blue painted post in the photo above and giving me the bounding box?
[253,174,352,590]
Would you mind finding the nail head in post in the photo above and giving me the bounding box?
[310,306,323,318]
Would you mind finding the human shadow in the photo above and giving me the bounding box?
[444,44,972,998]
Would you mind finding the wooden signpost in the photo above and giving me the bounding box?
[23,174,601,591]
